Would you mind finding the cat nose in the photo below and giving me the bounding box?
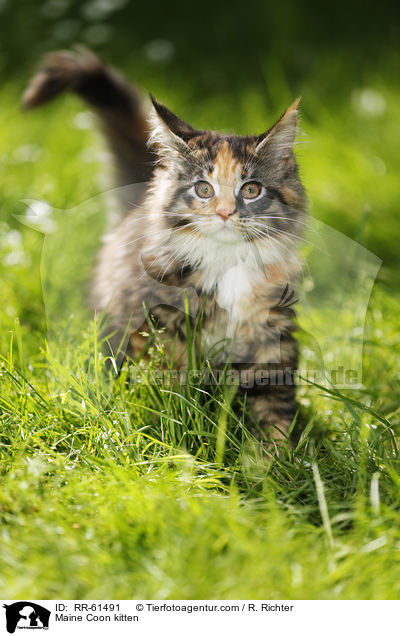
[216,208,235,221]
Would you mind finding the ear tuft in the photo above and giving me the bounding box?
[147,95,204,162]
[149,94,202,142]
[255,97,301,161]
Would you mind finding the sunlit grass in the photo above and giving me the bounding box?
[1,75,400,599]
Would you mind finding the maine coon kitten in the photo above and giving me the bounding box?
[24,48,307,442]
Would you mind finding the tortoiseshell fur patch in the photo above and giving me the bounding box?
[24,48,307,444]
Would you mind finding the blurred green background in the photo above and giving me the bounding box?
[2,0,400,96]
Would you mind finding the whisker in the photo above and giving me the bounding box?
[248,227,297,268]
[156,230,204,281]
[119,220,201,249]
[248,228,293,280]
[118,227,171,248]
[251,214,310,228]
[250,221,327,254]
[141,226,201,280]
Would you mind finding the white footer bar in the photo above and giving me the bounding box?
[1,600,398,635]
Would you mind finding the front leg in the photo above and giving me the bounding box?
[246,381,297,443]
[236,331,299,444]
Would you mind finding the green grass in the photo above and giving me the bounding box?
[1,72,400,600]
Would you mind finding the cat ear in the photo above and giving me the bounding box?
[255,97,300,164]
[148,95,202,157]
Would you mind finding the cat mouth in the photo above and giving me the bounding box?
[205,219,243,242]
[191,216,252,244]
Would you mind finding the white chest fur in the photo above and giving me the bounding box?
[169,231,277,322]
[216,261,254,321]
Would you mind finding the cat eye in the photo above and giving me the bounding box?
[241,181,262,199]
[194,181,215,199]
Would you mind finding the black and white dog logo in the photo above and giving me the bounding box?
[3,602,50,633]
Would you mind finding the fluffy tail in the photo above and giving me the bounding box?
[23,47,156,206]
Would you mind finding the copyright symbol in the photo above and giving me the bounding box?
[136,604,144,611]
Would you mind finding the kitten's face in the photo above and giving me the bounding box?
[150,98,306,255]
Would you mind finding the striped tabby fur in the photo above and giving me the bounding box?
[24,48,307,442]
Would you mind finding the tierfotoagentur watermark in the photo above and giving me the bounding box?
[17,183,381,391]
